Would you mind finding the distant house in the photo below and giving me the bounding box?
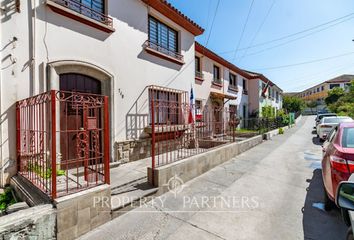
[246,71,283,117]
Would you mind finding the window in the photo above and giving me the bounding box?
[276,91,279,102]
[213,65,221,82]
[148,16,178,53]
[81,0,104,14]
[342,128,354,148]
[330,84,340,89]
[317,87,320,92]
[149,89,181,124]
[321,86,324,91]
[229,73,237,88]
[243,79,247,90]
[195,57,201,73]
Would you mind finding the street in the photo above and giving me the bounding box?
[80,116,347,240]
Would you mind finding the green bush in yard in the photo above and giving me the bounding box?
[279,128,284,135]
[0,187,16,211]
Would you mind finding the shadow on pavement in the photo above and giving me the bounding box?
[303,169,347,239]
[312,137,323,146]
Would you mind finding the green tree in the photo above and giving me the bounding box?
[283,96,305,113]
[325,87,345,105]
[327,80,354,118]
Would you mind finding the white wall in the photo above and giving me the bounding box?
[0,0,197,184]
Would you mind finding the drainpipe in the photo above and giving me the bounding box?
[0,19,2,187]
[31,0,36,95]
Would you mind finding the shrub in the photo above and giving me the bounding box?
[279,128,284,134]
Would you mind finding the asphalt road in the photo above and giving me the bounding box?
[80,116,347,240]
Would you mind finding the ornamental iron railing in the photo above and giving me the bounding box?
[49,0,113,27]
[16,90,110,199]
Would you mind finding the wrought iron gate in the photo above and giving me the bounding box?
[16,90,110,199]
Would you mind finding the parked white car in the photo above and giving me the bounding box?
[317,116,353,140]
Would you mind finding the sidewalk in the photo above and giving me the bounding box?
[79,116,339,240]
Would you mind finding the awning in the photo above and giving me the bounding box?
[210,91,237,100]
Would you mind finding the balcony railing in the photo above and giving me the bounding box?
[48,0,113,28]
[143,40,184,63]
[195,71,204,79]
[228,85,238,92]
[212,78,222,85]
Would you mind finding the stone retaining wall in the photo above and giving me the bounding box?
[54,184,111,240]
[148,135,263,189]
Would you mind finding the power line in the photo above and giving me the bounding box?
[238,0,276,64]
[233,15,354,59]
[231,0,255,61]
[252,51,354,71]
[205,0,220,47]
[220,12,354,55]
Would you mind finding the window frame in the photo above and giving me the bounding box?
[213,65,221,83]
[148,15,179,54]
[229,73,237,88]
[149,88,181,125]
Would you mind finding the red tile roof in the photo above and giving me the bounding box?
[195,42,251,79]
[141,0,204,36]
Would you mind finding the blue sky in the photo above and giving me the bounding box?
[169,0,354,92]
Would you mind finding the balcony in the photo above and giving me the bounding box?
[143,40,184,65]
[195,71,204,81]
[46,0,115,33]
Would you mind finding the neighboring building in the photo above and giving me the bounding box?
[283,92,299,97]
[0,0,204,185]
[194,42,250,122]
[246,71,283,117]
[297,74,354,102]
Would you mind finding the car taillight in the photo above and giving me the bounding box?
[320,125,332,128]
[330,155,349,173]
[347,160,354,173]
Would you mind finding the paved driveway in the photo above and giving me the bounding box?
[80,116,347,240]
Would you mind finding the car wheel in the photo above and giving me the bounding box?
[346,227,353,240]
[324,188,335,211]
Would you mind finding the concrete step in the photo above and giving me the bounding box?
[10,175,51,207]
[110,177,158,217]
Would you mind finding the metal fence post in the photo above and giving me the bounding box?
[50,90,57,199]
[104,96,110,185]
[16,103,21,172]
[151,94,155,186]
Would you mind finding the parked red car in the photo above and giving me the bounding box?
[322,122,354,210]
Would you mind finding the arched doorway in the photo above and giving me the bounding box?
[60,73,102,94]
[59,73,104,173]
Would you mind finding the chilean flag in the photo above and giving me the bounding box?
[188,85,194,124]
[261,80,270,98]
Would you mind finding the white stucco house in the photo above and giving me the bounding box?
[0,0,205,186]
[246,71,283,117]
[194,42,250,123]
